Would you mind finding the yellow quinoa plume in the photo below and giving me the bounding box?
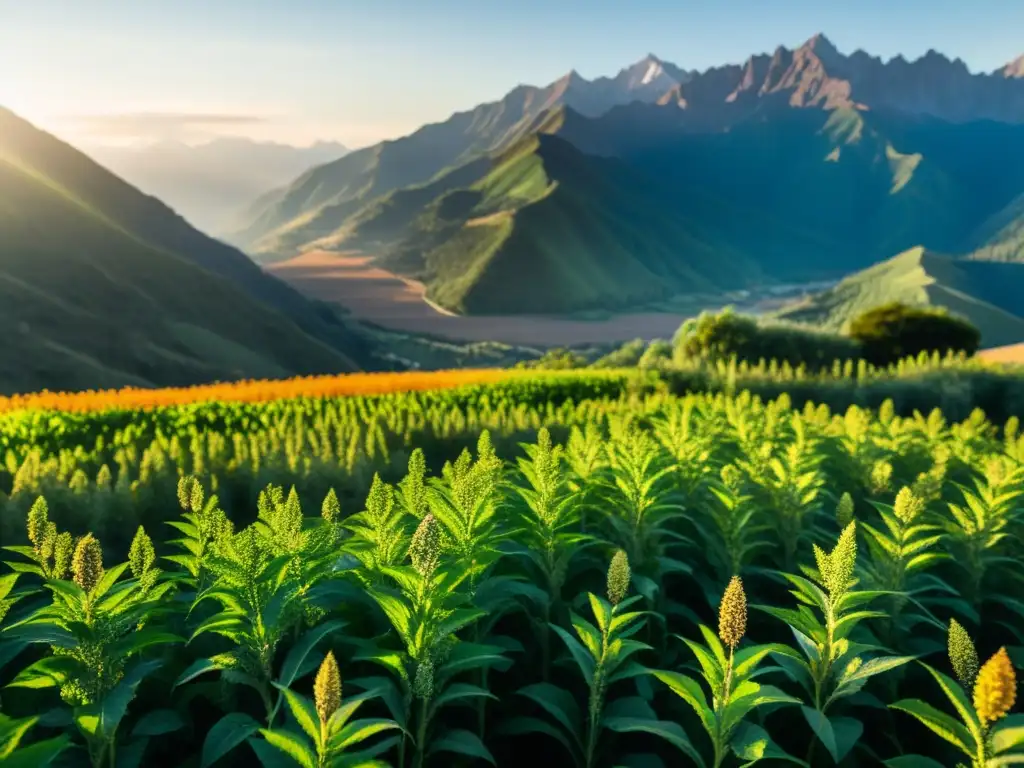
[973,647,1016,726]
[718,575,747,651]
[314,651,342,725]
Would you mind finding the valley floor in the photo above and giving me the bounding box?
[268,249,822,347]
[268,249,694,345]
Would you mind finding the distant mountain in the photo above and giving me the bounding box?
[0,108,367,394]
[231,34,1024,319]
[232,57,697,252]
[775,247,1024,347]
[88,137,347,235]
[331,131,768,314]
[967,193,1024,263]
[236,35,1024,259]
[1003,55,1024,79]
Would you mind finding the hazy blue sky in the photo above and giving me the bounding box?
[2,0,1022,149]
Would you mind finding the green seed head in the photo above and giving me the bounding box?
[190,481,205,513]
[893,487,924,525]
[870,460,893,494]
[408,514,442,577]
[817,522,857,598]
[52,532,74,580]
[176,476,193,511]
[720,464,742,493]
[38,521,57,564]
[606,549,631,607]
[26,497,50,550]
[321,488,341,524]
[128,526,156,579]
[413,655,435,700]
[72,534,104,593]
[948,618,979,691]
[836,493,855,528]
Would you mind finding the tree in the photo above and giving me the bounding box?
[848,302,981,365]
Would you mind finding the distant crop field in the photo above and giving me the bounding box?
[0,367,590,413]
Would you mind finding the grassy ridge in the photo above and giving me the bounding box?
[775,247,1024,346]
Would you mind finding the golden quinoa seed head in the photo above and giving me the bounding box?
[718,575,747,650]
[974,647,1016,726]
[72,534,104,593]
[948,618,980,691]
[606,549,631,607]
[314,651,342,725]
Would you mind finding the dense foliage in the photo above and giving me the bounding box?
[3,375,1024,766]
[673,310,864,370]
[671,304,986,373]
[849,302,983,366]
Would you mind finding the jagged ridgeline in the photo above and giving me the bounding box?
[3,372,1024,765]
[233,35,1024,318]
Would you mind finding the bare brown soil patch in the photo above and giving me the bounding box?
[268,250,690,346]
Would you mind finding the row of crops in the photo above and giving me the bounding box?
[2,378,1024,766]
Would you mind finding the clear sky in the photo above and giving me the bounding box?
[2,0,1022,150]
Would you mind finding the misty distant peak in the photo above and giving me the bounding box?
[1004,54,1024,78]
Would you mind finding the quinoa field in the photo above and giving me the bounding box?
[2,369,1024,767]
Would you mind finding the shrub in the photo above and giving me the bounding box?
[591,338,647,369]
[516,347,589,370]
[637,339,673,369]
[673,308,862,370]
[849,302,981,366]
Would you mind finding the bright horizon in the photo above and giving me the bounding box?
[3,0,1023,151]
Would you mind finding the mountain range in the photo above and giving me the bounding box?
[87,138,348,235]
[0,108,368,394]
[232,34,1024,318]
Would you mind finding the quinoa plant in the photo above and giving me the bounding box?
[505,551,700,767]
[652,576,802,767]
[252,652,399,768]
[361,514,505,768]
[759,523,913,763]
[890,621,1024,766]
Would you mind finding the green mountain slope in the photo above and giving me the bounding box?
[319,133,770,314]
[775,247,1024,347]
[565,107,1004,276]
[0,108,368,362]
[234,89,578,256]
[967,192,1024,263]
[0,109,366,394]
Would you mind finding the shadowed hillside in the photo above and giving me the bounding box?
[0,108,368,393]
